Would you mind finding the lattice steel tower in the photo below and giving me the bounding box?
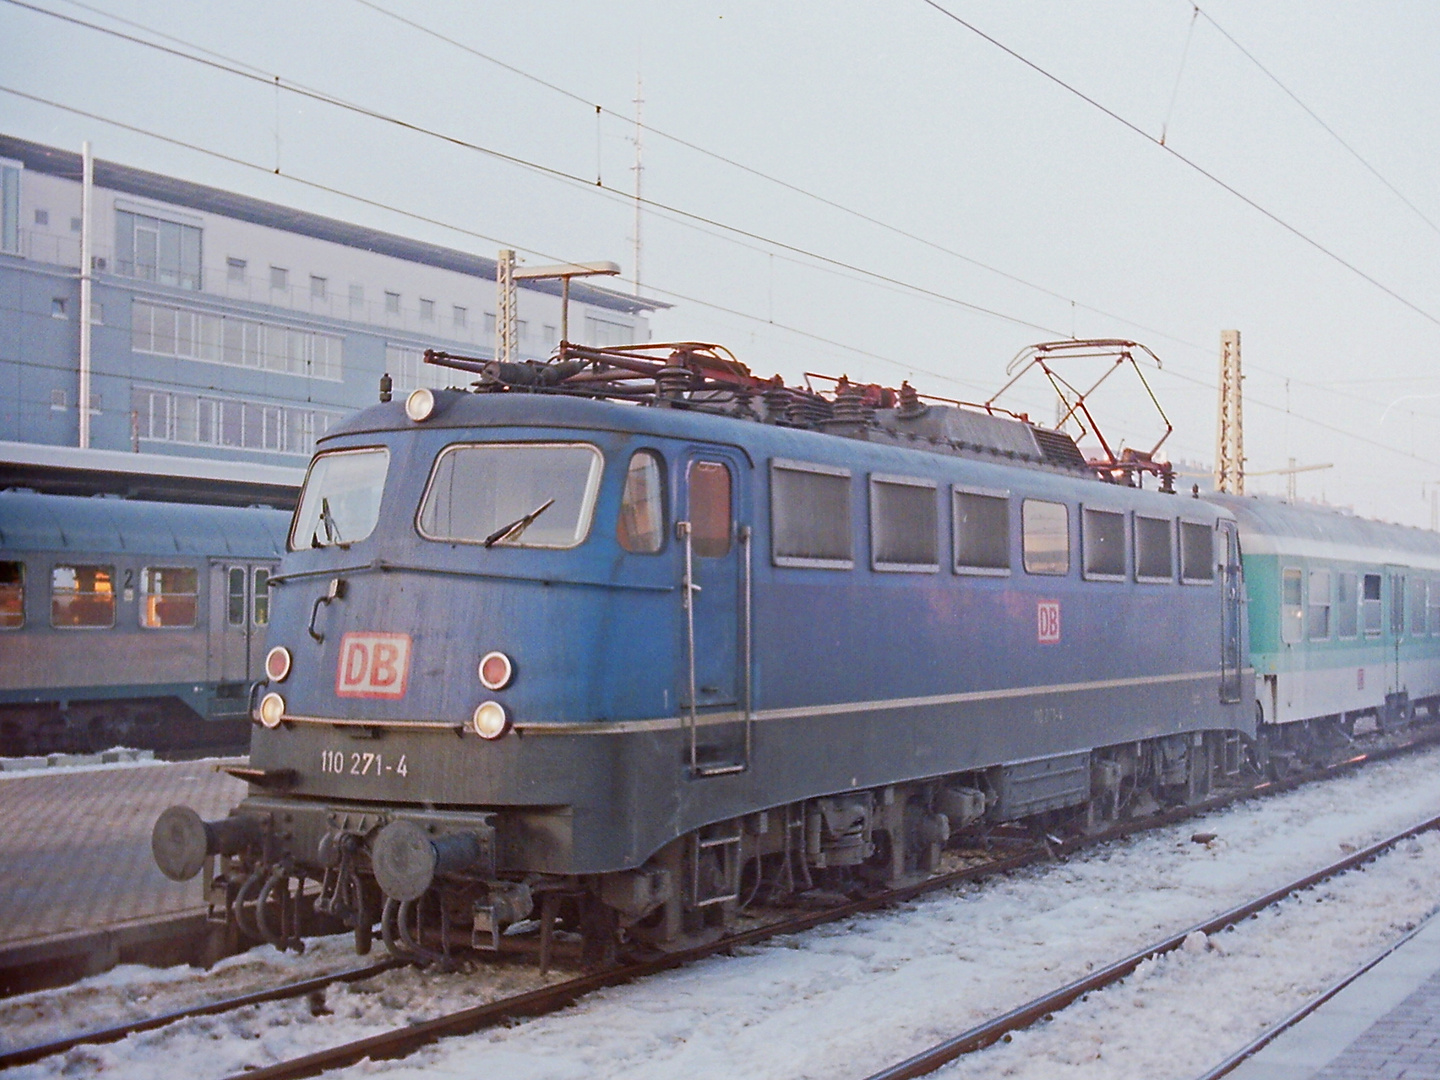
[1215,329,1243,494]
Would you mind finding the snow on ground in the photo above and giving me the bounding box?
[0,751,241,779]
[9,746,1440,1080]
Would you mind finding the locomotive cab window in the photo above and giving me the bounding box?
[419,442,602,549]
[1336,571,1358,638]
[0,561,22,629]
[617,450,666,554]
[51,564,115,628]
[291,446,390,550]
[1281,567,1303,644]
[140,566,198,628]
[953,488,1009,575]
[1135,516,1174,582]
[870,475,938,572]
[1362,573,1383,636]
[1081,508,1125,580]
[1179,521,1215,584]
[1022,499,1069,576]
[688,460,732,558]
[1308,569,1331,640]
[770,459,853,569]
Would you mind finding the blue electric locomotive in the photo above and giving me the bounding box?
[154,341,1259,960]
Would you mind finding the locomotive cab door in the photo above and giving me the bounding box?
[1219,521,1243,704]
[207,560,275,686]
[676,449,751,777]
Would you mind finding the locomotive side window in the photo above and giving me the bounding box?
[1179,522,1215,584]
[688,461,732,558]
[1411,576,1428,637]
[254,568,271,625]
[952,488,1009,575]
[1336,571,1359,638]
[1021,499,1069,575]
[0,561,22,629]
[1430,577,1440,635]
[1134,516,1173,582]
[418,442,602,549]
[770,460,853,569]
[291,447,390,550]
[140,566,198,628]
[1081,508,1124,580]
[1362,573,1383,636]
[617,450,666,554]
[1281,567,1303,644]
[870,475,938,572]
[1307,569,1331,640]
[51,564,115,628]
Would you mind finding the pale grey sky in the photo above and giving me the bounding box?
[4,1,1440,523]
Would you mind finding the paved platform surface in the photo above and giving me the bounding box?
[0,761,246,948]
[1229,909,1440,1079]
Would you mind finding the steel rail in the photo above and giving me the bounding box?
[211,729,1440,1080]
[859,811,1440,1080]
[0,959,401,1069]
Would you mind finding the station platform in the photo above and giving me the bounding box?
[1227,909,1440,1079]
[0,759,246,991]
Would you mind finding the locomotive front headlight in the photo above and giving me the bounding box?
[405,387,436,422]
[258,692,287,728]
[265,646,292,682]
[478,650,514,690]
[471,701,510,740]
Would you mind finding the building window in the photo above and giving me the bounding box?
[453,305,467,329]
[226,257,246,282]
[1135,516,1173,582]
[0,561,23,629]
[51,564,115,628]
[140,566,198,628]
[115,209,202,289]
[51,297,66,319]
[385,343,452,393]
[869,475,938,572]
[1082,508,1125,580]
[1,162,19,254]
[1308,569,1331,640]
[70,216,82,233]
[484,312,496,336]
[385,291,401,314]
[50,389,66,410]
[349,283,364,306]
[90,302,103,324]
[1022,499,1069,575]
[419,298,434,321]
[33,208,48,226]
[617,450,666,554]
[543,323,557,343]
[953,488,1009,574]
[516,318,528,341]
[770,460,852,569]
[310,275,327,300]
[270,266,288,290]
[584,316,633,347]
[131,385,341,456]
[132,300,342,380]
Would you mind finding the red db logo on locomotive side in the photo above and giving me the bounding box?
[336,632,412,699]
[1037,600,1061,644]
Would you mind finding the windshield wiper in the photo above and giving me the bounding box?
[484,498,555,548]
[312,497,343,548]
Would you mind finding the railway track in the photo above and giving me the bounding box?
[12,729,1438,1079]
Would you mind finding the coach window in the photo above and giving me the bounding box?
[1135,516,1174,582]
[1362,573,1383,636]
[1429,577,1440,635]
[770,460,852,569]
[0,561,22,629]
[1307,569,1331,640]
[953,488,1009,575]
[228,568,246,626]
[254,568,271,626]
[51,565,115,628]
[1081,508,1124,580]
[1022,499,1069,575]
[140,567,198,628]
[689,461,732,558]
[291,447,390,550]
[1390,573,1406,639]
[1179,522,1216,584]
[617,450,666,554]
[1281,567,1303,644]
[870,475,938,572]
[1336,571,1358,638]
[1411,576,1429,637]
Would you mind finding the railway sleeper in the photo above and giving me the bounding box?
[154,728,1263,968]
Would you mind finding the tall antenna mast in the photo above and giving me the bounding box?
[1215,329,1243,494]
[632,74,643,298]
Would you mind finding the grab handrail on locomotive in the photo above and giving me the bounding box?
[151,338,1440,966]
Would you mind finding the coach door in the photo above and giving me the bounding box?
[1219,521,1243,703]
[208,560,275,683]
[677,450,752,777]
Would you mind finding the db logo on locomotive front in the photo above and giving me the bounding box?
[336,632,412,699]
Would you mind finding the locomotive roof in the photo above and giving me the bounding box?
[1207,493,1440,567]
[0,490,290,557]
